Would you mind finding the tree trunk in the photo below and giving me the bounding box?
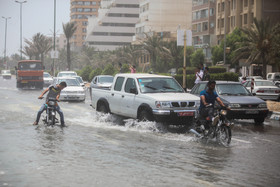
[67,39,71,70]
[262,53,267,79]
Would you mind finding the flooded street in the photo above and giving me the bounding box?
[1,77,280,187]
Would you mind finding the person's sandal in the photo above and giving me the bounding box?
[33,121,38,126]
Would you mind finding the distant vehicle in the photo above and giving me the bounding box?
[73,76,85,87]
[16,60,44,89]
[1,70,12,79]
[190,81,269,125]
[57,71,77,77]
[52,77,86,101]
[90,75,114,89]
[43,72,53,87]
[244,80,280,101]
[266,72,280,87]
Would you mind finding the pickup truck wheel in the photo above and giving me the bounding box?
[98,103,109,114]
[139,110,154,121]
[254,117,265,125]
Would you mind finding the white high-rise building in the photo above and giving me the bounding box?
[86,0,140,51]
[134,0,192,41]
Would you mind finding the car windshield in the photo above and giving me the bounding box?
[137,77,184,93]
[44,73,51,78]
[57,79,80,86]
[2,70,10,74]
[255,81,275,86]
[216,84,250,96]
[58,72,77,77]
[75,77,83,83]
[18,62,43,70]
[99,76,113,83]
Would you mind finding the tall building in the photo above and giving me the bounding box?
[70,0,101,50]
[134,0,193,41]
[85,0,140,51]
[216,0,280,44]
[192,0,216,64]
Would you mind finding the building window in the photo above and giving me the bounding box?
[210,8,214,16]
[82,35,86,40]
[84,1,90,5]
[84,8,91,12]
[203,22,208,31]
[221,18,224,28]
[244,0,248,7]
[82,28,87,33]
[201,9,209,18]
[251,13,254,23]
[77,8,83,12]
[210,22,214,28]
[218,3,220,12]
[221,2,225,12]
[244,14,248,24]
[82,21,88,26]
[251,0,254,5]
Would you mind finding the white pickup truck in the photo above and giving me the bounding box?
[91,73,200,126]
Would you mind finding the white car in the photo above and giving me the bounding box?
[73,76,85,87]
[57,71,77,77]
[1,70,12,79]
[43,72,53,87]
[244,79,280,101]
[53,77,86,101]
[90,75,114,89]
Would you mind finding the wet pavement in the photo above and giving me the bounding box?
[0,77,280,187]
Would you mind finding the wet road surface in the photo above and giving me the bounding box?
[0,77,280,187]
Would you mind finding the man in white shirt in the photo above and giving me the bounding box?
[195,67,204,84]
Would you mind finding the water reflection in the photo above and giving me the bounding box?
[193,145,232,184]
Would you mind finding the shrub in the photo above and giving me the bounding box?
[89,68,102,82]
[78,65,93,82]
[102,64,115,75]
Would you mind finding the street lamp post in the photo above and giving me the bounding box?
[2,16,11,69]
[15,0,27,60]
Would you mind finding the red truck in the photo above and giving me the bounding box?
[16,60,44,89]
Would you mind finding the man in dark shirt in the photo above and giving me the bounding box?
[202,67,210,81]
[199,80,227,122]
[33,82,67,126]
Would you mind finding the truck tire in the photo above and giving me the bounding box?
[254,117,265,125]
[98,102,109,114]
[139,110,154,121]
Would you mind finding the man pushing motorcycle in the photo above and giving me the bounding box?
[199,80,229,124]
[33,81,67,126]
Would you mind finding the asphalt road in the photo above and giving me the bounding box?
[0,76,280,187]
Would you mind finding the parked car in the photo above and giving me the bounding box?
[190,81,269,124]
[57,71,77,77]
[90,75,114,89]
[1,70,12,79]
[267,72,280,87]
[52,77,86,101]
[73,76,85,87]
[43,72,53,87]
[244,80,280,101]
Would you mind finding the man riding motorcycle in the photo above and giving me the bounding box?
[33,81,67,126]
[199,80,229,125]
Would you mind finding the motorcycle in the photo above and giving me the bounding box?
[190,105,232,147]
[42,97,59,127]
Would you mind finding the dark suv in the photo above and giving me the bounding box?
[190,81,269,125]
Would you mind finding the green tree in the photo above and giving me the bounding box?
[234,18,280,77]
[190,49,205,67]
[89,68,102,81]
[63,22,77,70]
[102,64,115,75]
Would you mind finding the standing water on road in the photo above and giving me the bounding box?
[0,77,280,187]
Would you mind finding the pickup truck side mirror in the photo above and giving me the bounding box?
[252,93,256,96]
[130,87,138,95]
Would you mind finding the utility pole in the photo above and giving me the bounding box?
[53,0,56,76]
[15,0,27,60]
[2,16,11,69]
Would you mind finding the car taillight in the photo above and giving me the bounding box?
[275,90,280,93]
[256,90,264,93]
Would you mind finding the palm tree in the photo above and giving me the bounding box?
[63,22,77,70]
[234,18,280,78]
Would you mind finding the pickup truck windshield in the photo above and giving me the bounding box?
[137,77,184,93]
[18,62,43,70]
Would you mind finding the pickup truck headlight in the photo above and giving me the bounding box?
[258,103,267,108]
[229,103,241,108]
[155,101,171,108]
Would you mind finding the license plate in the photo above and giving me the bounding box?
[21,81,28,83]
[178,112,194,116]
[246,110,259,114]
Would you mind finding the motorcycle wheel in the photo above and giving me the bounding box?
[216,125,231,147]
[50,114,55,126]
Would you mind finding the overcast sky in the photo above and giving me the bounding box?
[0,0,70,57]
